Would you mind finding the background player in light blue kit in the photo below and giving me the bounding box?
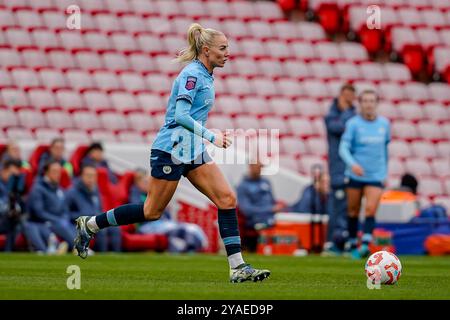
[339,89,391,259]
[73,23,270,283]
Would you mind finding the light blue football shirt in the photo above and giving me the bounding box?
[339,115,391,182]
[151,59,215,163]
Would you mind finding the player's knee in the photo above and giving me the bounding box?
[216,191,237,209]
[365,204,377,216]
[143,202,163,221]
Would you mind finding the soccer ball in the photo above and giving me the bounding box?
[365,251,402,285]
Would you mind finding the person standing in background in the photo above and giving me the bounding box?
[323,83,356,255]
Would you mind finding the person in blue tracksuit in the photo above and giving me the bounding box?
[81,142,117,184]
[27,160,75,251]
[74,23,270,282]
[0,159,25,251]
[237,162,284,230]
[38,138,73,177]
[339,89,391,259]
[324,83,356,253]
[66,165,121,252]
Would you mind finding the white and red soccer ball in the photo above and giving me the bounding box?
[365,251,402,285]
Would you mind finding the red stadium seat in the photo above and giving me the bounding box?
[11,67,41,89]
[109,91,140,113]
[207,114,235,132]
[4,27,34,49]
[74,50,104,70]
[428,83,450,104]
[215,95,244,115]
[135,92,165,114]
[17,109,46,129]
[14,8,44,29]
[42,9,67,30]
[83,89,113,113]
[289,41,317,62]
[0,48,23,68]
[38,68,68,90]
[280,136,307,156]
[99,111,129,131]
[34,128,61,143]
[286,116,316,137]
[234,115,261,131]
[297,22,326,43]
[118,71,147,92]
[130,0,159,16]
[1,87,30,108]
[55,89,85,111]
[402,82,430,103]
[0,109,19,128]
[27,88,58,111]
[339,42,369,63]
[383,63,412,83]
[410,140,438,159]
[90,129,118,143]
[0,68,14,89]
[388,158,405,176]
[92,70,122,91]
[117,130,145,143]
[256,59,285,78]
[119,14,147,34]
[5,127,34,140]
[0,8,18,29]
[404,158,433,177]
[389,140,412,159]
[315,3,340,34]
[431,158,450,177]
[31,29,61,50]
[226,77,254,96]
[282,60,311,79]
[105,0,132,14]
[58,30,88,51]
[127,112,156,132]
[45,110,74,130]
[145,73,172,95]
[378,82,405,103]
[423,102,449,121]
[21,48,49,68]
[417,120,445,141]
[276,78,303,99]
[273,21,301,41]
[418,178,444,197]
[251,78,279,98]
[241,96,271,116]
[335,62,361,81]
[66,69,97,90]
[260,115,290,135]
[83,31,113,52]
[396,102,425,121]
[47,48,76,69]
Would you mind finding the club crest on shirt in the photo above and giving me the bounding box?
[185,76,197,90]
[163,166,172,174]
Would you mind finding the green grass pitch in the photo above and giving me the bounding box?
[0,253,449,299]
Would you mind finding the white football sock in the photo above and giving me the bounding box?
[86,216,99,233]
[228,252,245,269]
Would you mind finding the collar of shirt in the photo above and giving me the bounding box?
[193,59,214,79]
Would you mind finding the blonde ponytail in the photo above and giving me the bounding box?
[174,23,223,64]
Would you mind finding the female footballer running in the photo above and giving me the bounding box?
[339,89,391,259]
[74,23,270,283]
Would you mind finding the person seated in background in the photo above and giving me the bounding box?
[0,141,31,170]
[288,165,331,215]
[381,173,419,211]
[27,160,75,252]
[237,161,285,231]
[66,164,121,252]
[81,142,117,184]
[129,170,207,253]
[0,159,26,251]
[38,138,73,177]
